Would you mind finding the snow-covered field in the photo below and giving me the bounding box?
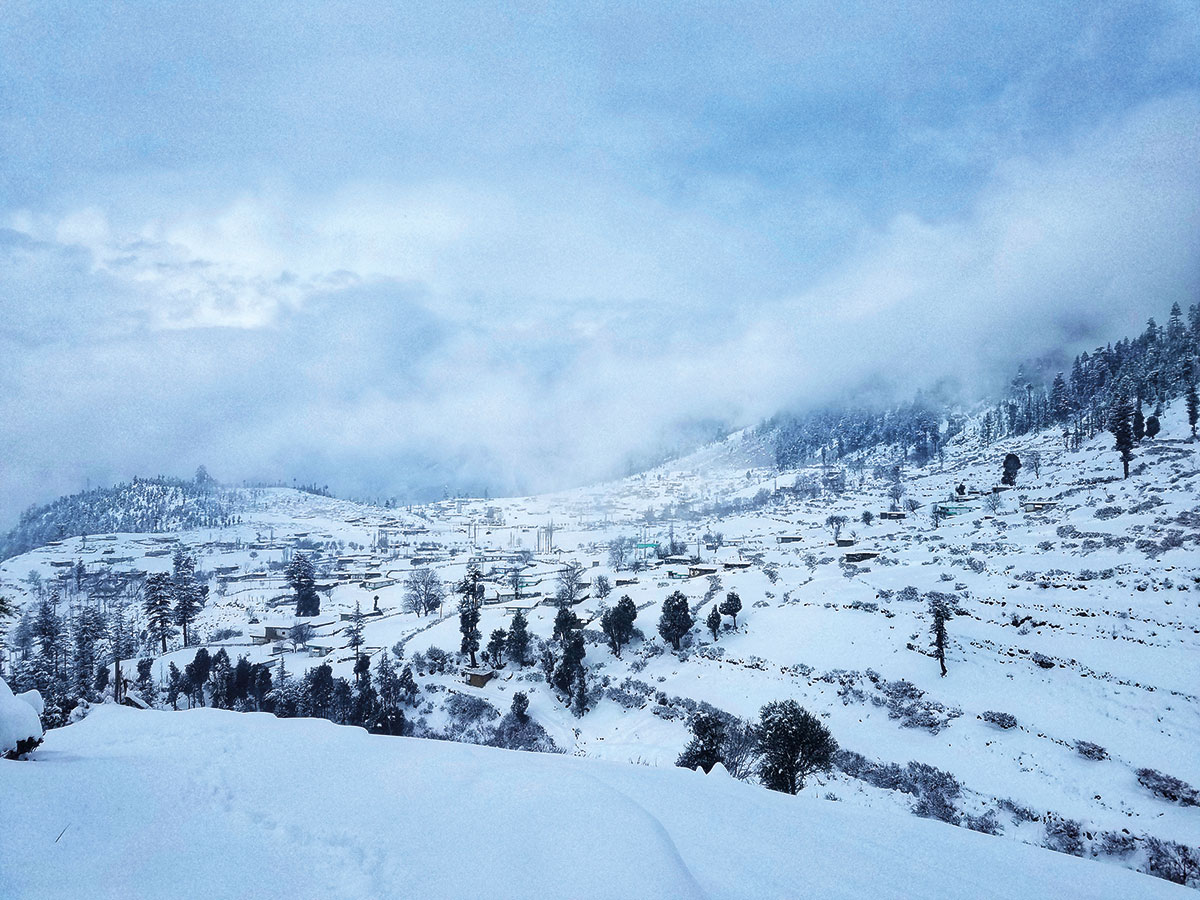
[1,704,1189,900]
[3,403,1199,892]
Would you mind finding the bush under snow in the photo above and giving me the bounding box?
[1,676,43,758]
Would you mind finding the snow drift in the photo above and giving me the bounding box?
[0,706,1187,899]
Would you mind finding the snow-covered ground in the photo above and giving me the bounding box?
[0,704,1189,900]
[3,402,1199,889]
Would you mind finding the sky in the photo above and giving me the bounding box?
[1,1,1198,522]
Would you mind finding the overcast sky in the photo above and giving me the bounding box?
[1,1,1198,522]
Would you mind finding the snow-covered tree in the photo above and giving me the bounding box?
[755,700,837,795]
[657,591,694,651]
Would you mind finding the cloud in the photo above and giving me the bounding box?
[0,2,1197,522]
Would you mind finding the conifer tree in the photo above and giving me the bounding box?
[172,548,204,647]
[485,628,507,667]
[287,553,321,617]
[143,573,177,654]
[1110,393,1135,478]
[459,596,481,668]
[571,669,589,718]
[657,591,694,651]
[71,606,106,700]
[506,610,530,666]
[1188,380,1199,440]
[1133,401,1145,442]
[706,605,722,641]
[719,591,742,627]
[600,595,638,657]
[166,662,182,710]
[552,632,586,696]
[553,606,581,643]
[755,700,837,795]
[929,593,953,677]
[346,601,366,679]
[677,712,726,773]
[510,691,529,723]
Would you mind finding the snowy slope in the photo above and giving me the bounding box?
[0,705,1187,900]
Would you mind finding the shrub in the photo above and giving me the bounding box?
[1142,837,1200,886]
[1043,817,1085,857]
[1136,768,1200,806]
[1074,740,1108,761]
[981,710,1017,729]
[444,694,500,725]
[1097,830,1137,858]
[964,809,1001,835]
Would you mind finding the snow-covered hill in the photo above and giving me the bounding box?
[0,705,1187,900]
[3,403,1199,891]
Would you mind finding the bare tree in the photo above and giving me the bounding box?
[555,561,585,607]
[403,568,445,617]
[824,515,849,542]
[1027,450,1042,479]
[288,621,313,652]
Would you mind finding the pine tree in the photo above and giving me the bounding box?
[172,548,204,647]
[1188,381,1199,440]
[1050,373,1071,423]
[571,670,589,718]
[719,591,742,627]
[397,664,420,707]
[706,605,722,641]
[287,553,321,617]
[657,591,694,651]
[676,712,726,773]
[209,650,233,709]
[1145,415,1161,439]
[71,606,106,700]
[459,596,481,667]
[1133,401,1145,442]
[1110,393,1135,478]
[929,593,953,677]
[485,628,507,667]
[136,658,158,706]
[166,662,182,710]
[755,700,837,795]
[32,596,64,677]
[552,632,586,696]
[553,606,580,643]
[506,611,530,666]
[144,573,177,654]
[510,691,529,723]
[346,601,366,679]
[600,595,638,657]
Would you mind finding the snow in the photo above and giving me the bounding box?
[0,705,1186,900]
[3,402,1199,888]
[0,677,41,756]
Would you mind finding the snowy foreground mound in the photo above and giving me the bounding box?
[1,708,1187,900]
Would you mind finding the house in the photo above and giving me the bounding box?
[1023,501,1058,513]
[879,511,906,521]
[776,535,804,544]
[464,667,495,688]
[615,577,640,586]
[688,565,719,578]
[502,596,542,615]
[120,690,152,710]
[306,636,342,657]
[935,503,975,517]
[843,550,880,563]
[722,561,752,571]
[835,537,855,547]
